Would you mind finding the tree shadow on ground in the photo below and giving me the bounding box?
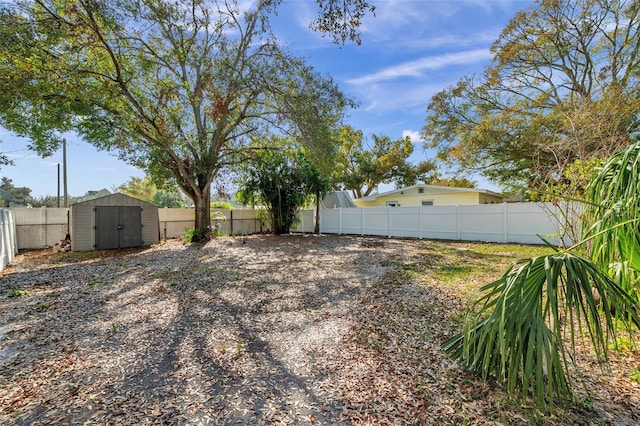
[0,235,391,424]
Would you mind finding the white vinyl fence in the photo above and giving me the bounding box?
[1,208,18,272]
[294,202,572,246]
[8,202,570,252]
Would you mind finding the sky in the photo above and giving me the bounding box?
[0,0,535,199]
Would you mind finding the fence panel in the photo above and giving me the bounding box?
[12,208,68,249]
[360,208,388,236]
[390,207,421,238]
[316,203,569,245]
[420,206,459,240]
[458,204,505,242]
[291,210,315,233]
[158,208,265,238]
[7,203,570,252]
[1,209,18,271]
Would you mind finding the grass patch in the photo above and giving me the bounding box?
[7,289,27,298]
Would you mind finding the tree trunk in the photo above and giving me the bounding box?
[314,190,320,234]
[192,190,211,241]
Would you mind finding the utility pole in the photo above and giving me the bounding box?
[63,138,68,207]
[57,163,60,208]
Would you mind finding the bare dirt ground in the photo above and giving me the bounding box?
[0,235,639,425]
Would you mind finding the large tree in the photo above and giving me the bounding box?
[423,0,640,189]
[331,125,437,198]
[0,0,349,239]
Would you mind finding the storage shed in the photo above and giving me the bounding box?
[69,193,160,251]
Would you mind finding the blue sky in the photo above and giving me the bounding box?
[0,0,534,198]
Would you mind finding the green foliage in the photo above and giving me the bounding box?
[237,137,328,234]
[310,0,376,45]
[445,139,640,410]
[116,175,186,208]
[0,0,349,240]
[116,176,157,204]
[331,125,437,198]
[0,177,33,207]
[183,228,206,244]
[426,176,477,188]
[631,367,640,385]
[443,252,639,408]
[528,159,602,202]
[423,0,640,189]
[211,201,234,210]
[583,141,640,301]
[7,289,27,298]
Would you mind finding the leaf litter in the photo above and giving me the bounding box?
[0,235,638,425]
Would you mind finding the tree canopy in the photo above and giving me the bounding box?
[0,177,33,207]
[423,0,640,189]
[330,126,437,198]
[116,175,185,208]
[311,0,376,45]
[0,0,350,239]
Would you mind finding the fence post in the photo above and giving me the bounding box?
[44,206,48,246]
[502,202,509,243]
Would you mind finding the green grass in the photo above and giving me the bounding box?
[370,239,612,424]
[7,289,27,298]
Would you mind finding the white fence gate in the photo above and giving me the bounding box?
[0,208,18,272]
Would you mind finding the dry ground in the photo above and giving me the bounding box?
[0,235,638,425]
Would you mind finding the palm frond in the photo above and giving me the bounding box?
[584,141,640,298]
[442,251,640,408]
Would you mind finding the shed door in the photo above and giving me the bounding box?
[95,206,142,249]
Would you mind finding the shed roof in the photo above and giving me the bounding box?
[356,184,504,201]
[70,192,158,208]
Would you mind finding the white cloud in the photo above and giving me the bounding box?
[402,130,424,144]
[356,80,450,113]
[347,49,491,86]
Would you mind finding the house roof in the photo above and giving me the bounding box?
[75,188,112,203]
[320,191,357,208]
[356,184,504,201]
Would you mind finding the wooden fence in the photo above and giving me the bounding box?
[158,208,265,239]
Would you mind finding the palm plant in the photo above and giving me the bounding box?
[443,139,640,409]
